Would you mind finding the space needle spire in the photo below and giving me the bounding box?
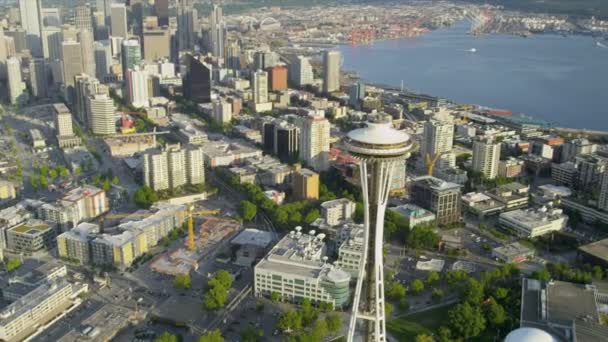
[344,118,416,342]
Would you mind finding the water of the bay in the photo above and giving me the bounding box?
[339,22,608,130]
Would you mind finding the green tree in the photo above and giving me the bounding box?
[407,224,440,249]
[385,302,394,316]
[39,165,49,176]
[203,285,228,310]
[134,185,158,208]
[304,209,320,225]
[485,297,507,327]
[39,175,48,188]
[386,281,407,300]
[112,176,120,185]
[59,166,69,178]
[153,332,178,342]
[5,258,22,272]
[301,298,319,327]
[398,298,410,311]
[277,310,302,332]
[75,166,82,175]
[531,268,551,282]
[311,319,329,339]
[326,313,342,333]
[198,329,224,342]
[29,173,38,189]
[239,200,257,221]
[209,270,233,289]
[49,169,58,179]
[431,288,444,302]
[448,302,486,339]
[493,287,509,300]
[240,326,263,342]
[271,291,280,302]
[426,271,440,285]
[173,273,191,289]
[460,278,484,304]
[103,178,111,191]
[415,334,435,342]
[437,326,452,342]
[410,279,425,294]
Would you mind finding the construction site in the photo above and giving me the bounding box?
[150,217,240,276]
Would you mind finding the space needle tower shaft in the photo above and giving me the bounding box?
[344,120,415,342]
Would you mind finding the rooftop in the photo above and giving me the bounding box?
[10,220,51,235]
[493,242,534,257]
[500,207,567,228]
[578,238,608,262]
[231,228,273,248]
[413,176,461,192]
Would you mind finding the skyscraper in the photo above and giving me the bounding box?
[252,70,269,104]
[62,40,84,103]
[349,81,366,107]
[143,144,205,191]
[7,56,27,105]
[472,138,501,180]
[598,171,608,212]
[269,65,288,91]
[126,66,149,108]
[143,27,171,61]
[225,40,241,70]
[19,0,43,57]
[29,58,47,98]
[94,40,112,79]
[155,0,169,26]
[41,26,63,60]
[177,0,195,52]
[121,39,141,78]
[344,120,415,342]
[78,30,96,77]
[209,4,225,59]
[88,94,116,135]
[110,3,128,39]
[300,115,330,172]
[322,50,340,93]
[183,55,211,103]
[0,29,7,79]
[75,74,104,124]
[75,5,93,32]
[289,55,313,87]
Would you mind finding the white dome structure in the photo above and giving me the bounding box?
[505,328,558,342]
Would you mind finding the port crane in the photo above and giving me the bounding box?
[101,207,220,251]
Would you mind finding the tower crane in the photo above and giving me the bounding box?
[101,208,220,251]
[425,152,445,176]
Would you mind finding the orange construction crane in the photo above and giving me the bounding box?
[102,208,220,252]
[425,152,444,176]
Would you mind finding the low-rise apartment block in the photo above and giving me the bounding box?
[499,207,568,238]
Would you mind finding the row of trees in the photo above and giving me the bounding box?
[203,270,233,310]
[276,299,343,341]
[532,262,605,284]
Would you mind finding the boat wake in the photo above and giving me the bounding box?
[597,41,608,49]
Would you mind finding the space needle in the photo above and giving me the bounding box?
[343,118,416,342]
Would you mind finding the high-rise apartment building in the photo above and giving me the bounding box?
[78,30,96,77]
[74,5,93,31]
[252,69,269,104]
[212,100,232,124]
[177,0,195,51]
[143,27,171,61]
[110,3,128,39]
[289,55,313,87]
[300,115,330,171]
[142,144,205,191]
[74,74,104,124]
[183,55,211,103]
[225,39,240,70]
[28,58,47,98]
[209,4,225,59]
[598,171,608,212]
[349,82,365,107]
[293,168,320,201]
[121,39,142,79]
[19,0,43,56]
[421,118,454,159]
[0,29,7,80]
[472,138,501,179]
[322,50,340,93]
[88,94,116,135]
[268,65,288,91]
[126,66,149,108]
[54,103,80,148]
[7,57,27,105]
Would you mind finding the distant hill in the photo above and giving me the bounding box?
[467,0,608,18]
